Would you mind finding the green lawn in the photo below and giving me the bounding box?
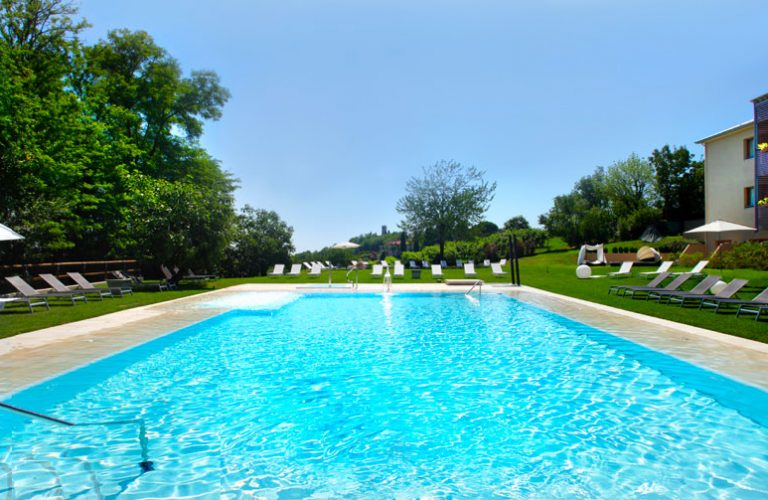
[0,286,213,339]
[1,254,766,342]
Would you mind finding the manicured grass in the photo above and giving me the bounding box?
[2,254,766,343]
[0,285,213,339]
[518,250,768,343]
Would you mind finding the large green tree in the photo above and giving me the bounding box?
[0,1,237,269]
[650,145,704,229]
[224,206,294,276]
[396,160,496,260]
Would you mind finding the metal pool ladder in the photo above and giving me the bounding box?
[0,402,154,473]
[466,280,483,297]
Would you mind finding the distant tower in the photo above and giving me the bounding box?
[381,225,387,235]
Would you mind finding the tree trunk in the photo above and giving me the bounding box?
[439,240,445,261]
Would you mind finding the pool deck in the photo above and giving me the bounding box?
[2,283,768,397]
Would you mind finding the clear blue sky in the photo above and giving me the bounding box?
[78,0,768,251]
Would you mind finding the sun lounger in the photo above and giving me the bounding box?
[736,288,768,320]
[483,259,491,267]
[371,264,384,278]
[499,258,507,266]
[287,263,302,276]
[308,263,322,276]
[699,286,768,314]
[159,265,177,290]
[0,295,49,313]
[269,264,285,276]
[647,275,721,303]
[638,261,673,278]
[440,260,448,269]
[409,260,418,269]
[380,260,389,268]
[663,278,748,307]
[671,260,709,277]
[6,276,86,305]
[608,261,633,278]
[431,264,443,280]
[455,259,463,268]
[40,273,109,300]
[463,263,477,277]
[112,270,142,284]
[394,262,405,278]
[186,269,217,280]
[67,272,131,298]
[491,263,506,277]
[608,272,673,296]
[422,260,430,268]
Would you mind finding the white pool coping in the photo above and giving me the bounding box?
[1,283,767,396]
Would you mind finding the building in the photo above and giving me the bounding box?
[695,92,768,244]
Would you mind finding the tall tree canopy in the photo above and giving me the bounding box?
[223,206,295,277]
[396,160,496,259]
[0,0,240,272]
[503,216,530,231]
[650,145,704,229]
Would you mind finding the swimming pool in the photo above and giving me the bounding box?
[2,292,768,497]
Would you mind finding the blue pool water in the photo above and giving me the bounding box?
[2,292,768,498]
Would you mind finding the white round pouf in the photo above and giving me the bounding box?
[576,265,592,279]
[710,280,728,295]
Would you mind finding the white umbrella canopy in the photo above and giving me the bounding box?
[0,223,24,241]
[684,219,756,235]
[332,241,360,249]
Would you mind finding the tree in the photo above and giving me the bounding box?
[650,145,704,230]
[224,206,294,277]
[471,220,500,238]
[604,153,659,219]
[503,216,529,231]
[396,160,496,260]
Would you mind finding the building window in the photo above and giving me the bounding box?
[745,186,756,208]
[745,137,755,159]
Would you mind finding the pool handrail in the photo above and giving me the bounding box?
[0,401,154,472]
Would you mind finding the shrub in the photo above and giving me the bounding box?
[420,245,440,264]
[717,242,768,270]
[400,251,422,263]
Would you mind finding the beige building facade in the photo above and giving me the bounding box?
[696,93,768,244]
[696,121,757,230]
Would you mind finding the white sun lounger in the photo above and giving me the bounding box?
[394,262,405,278]
[672,260,709,277]
[309,263,322,276]
[287,264,302,276]
[608,261,633,278]
[463,263,477,277]
[431,264,443,279]
[491,263,505,277]
[269,264,285,276]
[638,261,673,278]
[371,264,384,277]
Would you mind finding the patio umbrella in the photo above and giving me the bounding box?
[0,223,24,241]
[684,219,756,250]
[332,241,360,249]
